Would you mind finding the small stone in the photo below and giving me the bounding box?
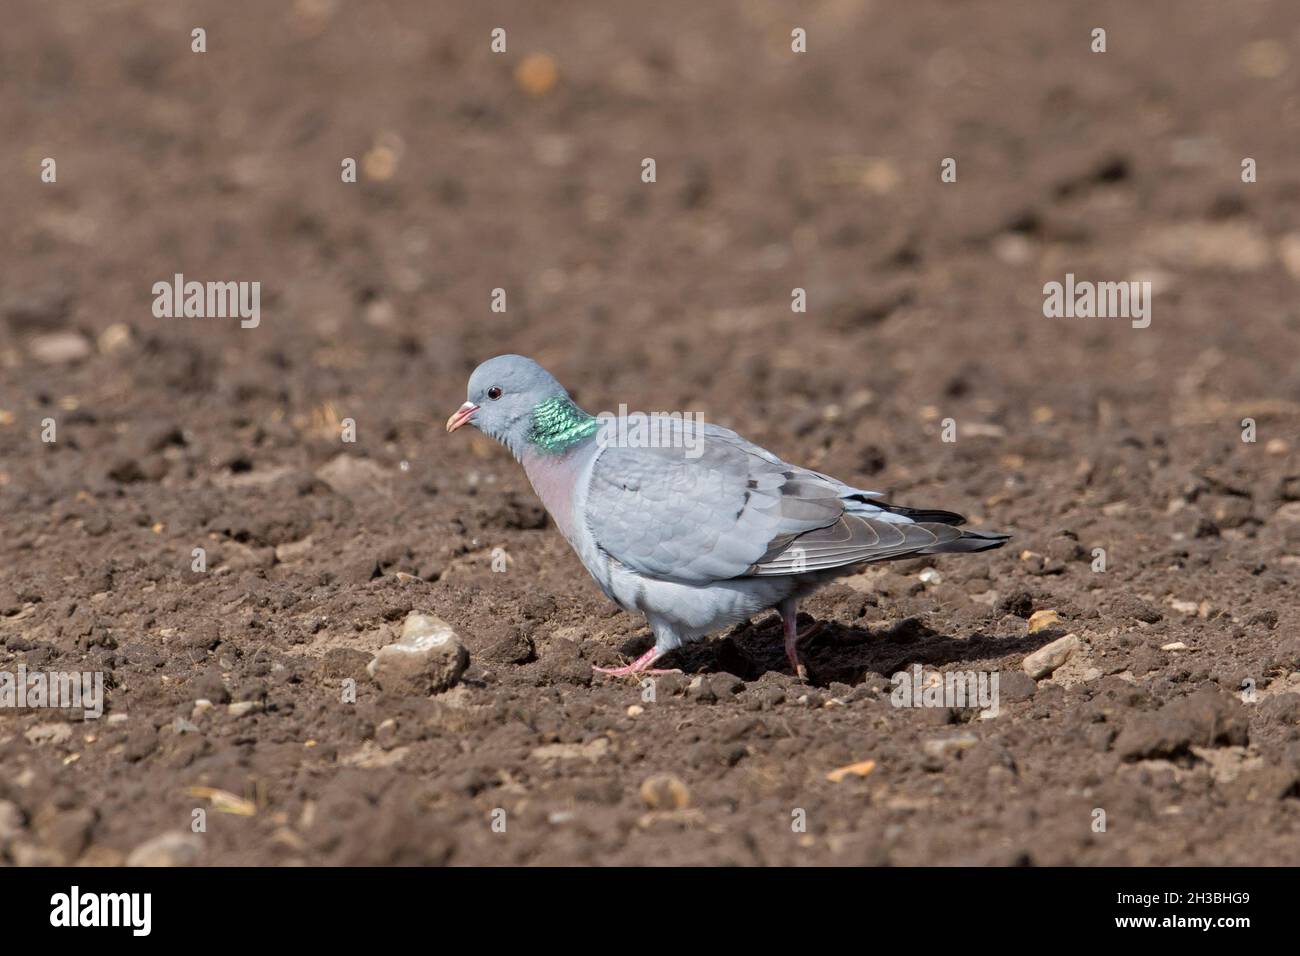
[191,699,213,719]
[1022,633,1080,679]
[366,612,469,695]
[795,690,825,708]
[1141,221,1271,273]
[126,831,203,867]
[1161,641,1189,652]
[639,774,690,810]
[530,738,609,763]
[918,568,942,585]
[1169,599,1200,617]
[1027,609,1061,633]
[826,759,877,783]
[626,704,644,717]
[28,331,92,365]
[922,733,978,760]
[515,53,559,97]
[98,322,132,354]
[227,701,258,717]
[993,232,1032,265]
[24,722,73,747]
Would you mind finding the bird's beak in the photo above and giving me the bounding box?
[445,401,479,433]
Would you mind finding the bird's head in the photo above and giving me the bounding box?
[446,354,595,457]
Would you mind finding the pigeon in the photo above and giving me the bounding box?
[446,355,1010,678]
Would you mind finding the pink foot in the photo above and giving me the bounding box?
[593,647,680,677]
[780,599,820,680]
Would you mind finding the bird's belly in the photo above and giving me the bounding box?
[609,566,792,637]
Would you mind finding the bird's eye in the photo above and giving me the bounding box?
[487,386,503,400]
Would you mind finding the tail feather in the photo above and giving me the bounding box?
[916,528,1011,555]
[842,494,1010,556]
[882,505,967,526]
[847,497,967,526]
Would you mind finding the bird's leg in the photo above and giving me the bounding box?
[779,598,820,681]
[592,647,680,677]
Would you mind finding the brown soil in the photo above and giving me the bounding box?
[2,0,1300,866]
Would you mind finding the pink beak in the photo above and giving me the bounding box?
[445,401,479,433]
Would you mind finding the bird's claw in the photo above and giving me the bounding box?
[591,647,678,677]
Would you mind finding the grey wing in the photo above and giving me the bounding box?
[583,423,843,584]
[584,419,972,583]
[743,510,965,575]
[697,426,975,574]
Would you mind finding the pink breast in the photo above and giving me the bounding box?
[522,451,579,542]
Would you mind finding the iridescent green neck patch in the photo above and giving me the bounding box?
[527,397,598,453]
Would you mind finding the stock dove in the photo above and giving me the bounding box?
[447,355,1009,678]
